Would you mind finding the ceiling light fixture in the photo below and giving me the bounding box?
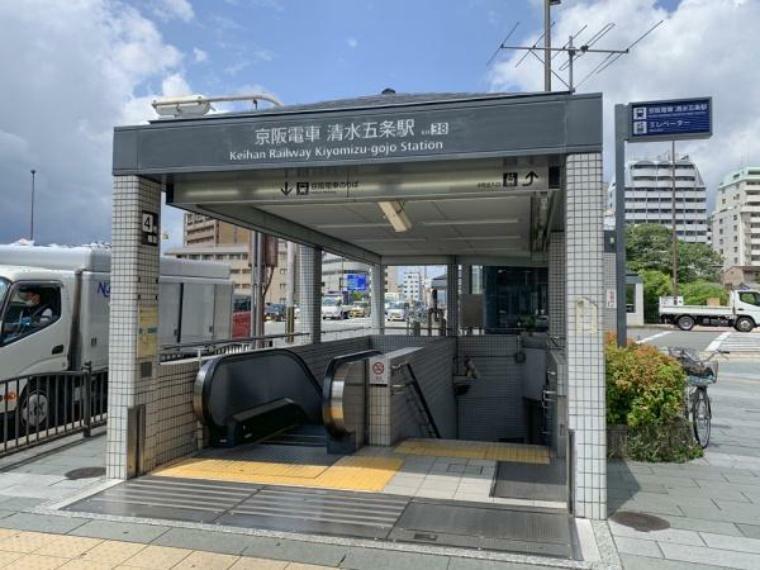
[422,219,519,226]
[442,235,522,241]
[378,201,412,232]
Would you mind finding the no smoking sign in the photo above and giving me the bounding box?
[372,362,385,375]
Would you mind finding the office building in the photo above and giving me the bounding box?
[608,156,708,243]
[712,167,760,270]
[167,214,295,303]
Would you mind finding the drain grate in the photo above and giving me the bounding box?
[611,511,670,532]
[65,467,106,480]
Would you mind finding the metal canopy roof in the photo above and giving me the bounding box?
[113,91,599,264]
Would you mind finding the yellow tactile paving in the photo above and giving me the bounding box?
[121,545,192,569]
[11,553,69,569]
[395,438,551,464]
[153,455,403,492]
[172,551,239,570]
[36,536,101,558]
[0,530,333,570]
[77,541,145,566]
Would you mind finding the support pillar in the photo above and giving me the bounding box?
[107,175,162,479]
[548,232,566,338]
[565,153,606,519]
[298,245,322,344]
[446,262,459,335]
[461,265,472,295]
[370,264,385,335]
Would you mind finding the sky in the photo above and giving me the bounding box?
[0,0,757,249]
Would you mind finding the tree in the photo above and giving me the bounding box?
[678,241,723,283]
[640,269,672,323]
[626,224,672,275]
[626,224,724,283]
[680,280,728,306]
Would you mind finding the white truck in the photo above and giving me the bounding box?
[0,245,233,427]
[659,290,760,332]
[321,294,350,320]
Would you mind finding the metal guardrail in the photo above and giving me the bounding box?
[161,328,376,363]
[0,365,107,458]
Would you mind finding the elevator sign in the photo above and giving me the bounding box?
[629,97,712,142]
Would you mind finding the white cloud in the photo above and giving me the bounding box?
[193,47,208,62]
[150,0,194,22]
[489,0,760,206]
[347,37,358,48]
[0,1,187,245]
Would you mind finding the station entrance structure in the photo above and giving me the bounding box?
[106,91,607,524]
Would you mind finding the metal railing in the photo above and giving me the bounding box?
[160,333,311,362]
[161,327,376,363]
[0,365,107,458]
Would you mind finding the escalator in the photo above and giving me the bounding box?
[194,348,381,452]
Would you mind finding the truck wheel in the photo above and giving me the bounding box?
[677,315,695,331]
[735,316,755,333]
[18,384,53,433]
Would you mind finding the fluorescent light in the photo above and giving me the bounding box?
[422,219,519,226]
[441,236,522,241]
[378,201,412,232]
[316,223,389,229]
[356,238,427,243]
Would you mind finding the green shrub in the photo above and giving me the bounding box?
[681,280,728,306]
[605,335,702,462]
[639,269,672,323]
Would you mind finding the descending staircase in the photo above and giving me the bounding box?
[263,423,327,447]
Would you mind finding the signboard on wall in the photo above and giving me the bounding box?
[345,273,367,291]
[629,97,712,142]
[137,305,159,358]
[141,210,159,247]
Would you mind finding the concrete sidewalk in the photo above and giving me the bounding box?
[608,361,760,569]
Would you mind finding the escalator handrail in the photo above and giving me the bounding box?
[322,350,382,439]
[194,348,322,427]
[398,362,442,439]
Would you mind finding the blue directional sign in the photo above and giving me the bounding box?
[629,97,712,142]
[345,273,367,292]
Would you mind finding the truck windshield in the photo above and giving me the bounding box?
[739,292,760,307]
[0,278,8,307]
[322,298,339,306]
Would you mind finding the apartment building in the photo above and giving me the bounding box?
[712,167,760,269]
[607,156,708,243]
[167,213,295,303]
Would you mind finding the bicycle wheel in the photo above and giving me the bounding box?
[692,388,711,448]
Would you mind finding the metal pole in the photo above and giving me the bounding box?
[255,233,266,345]
[285,241,296,342]
[614,105,628,346]
[567,35,574,93]
[30,169,36,241]
[249,231,258,338]
[544,0,552,92]
[671,140,679,298]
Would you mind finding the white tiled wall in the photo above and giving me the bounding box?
[107,175,161,479]
[565,153,606,520]
[297,245,321,344]
[549,232,566,340]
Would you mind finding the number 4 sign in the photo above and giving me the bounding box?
[141,210,159,247]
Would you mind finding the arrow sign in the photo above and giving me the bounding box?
[280,181,293,196]
[522,171,539,186]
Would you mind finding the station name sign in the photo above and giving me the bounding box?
[228,116,451,163]
[629,97,712,142]
[116,94,603,174]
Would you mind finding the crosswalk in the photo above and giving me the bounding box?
[711,332,760,353]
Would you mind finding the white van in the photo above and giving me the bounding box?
[0,245,233,426]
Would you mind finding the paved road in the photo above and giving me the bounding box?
[609,359,760,569]
[630,327,760,354]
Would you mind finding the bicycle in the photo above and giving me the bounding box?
[667,347,725,448]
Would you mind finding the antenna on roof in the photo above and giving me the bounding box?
[488,18,663,93]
